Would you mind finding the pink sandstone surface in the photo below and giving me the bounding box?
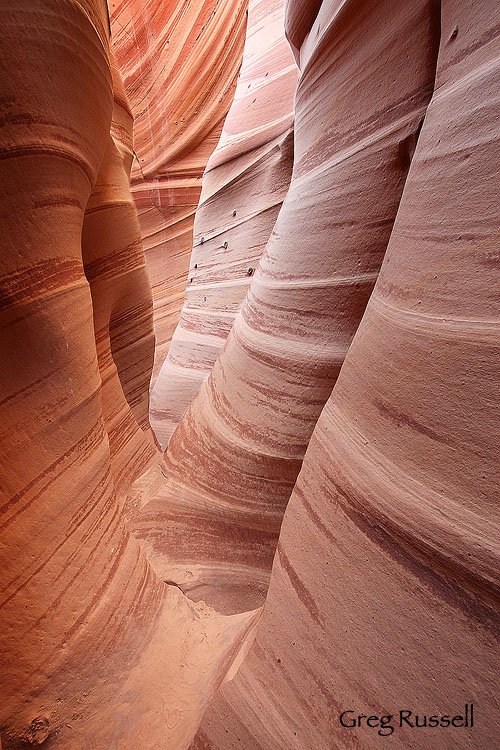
[191,0,500,747]
[109,0,248,386]
[130,0,440,614]
[150,0,298,447]
[0,0,499,748]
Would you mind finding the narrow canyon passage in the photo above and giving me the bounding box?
[0,0,499,748]
[110,0,248,387]
[129,0,440,614]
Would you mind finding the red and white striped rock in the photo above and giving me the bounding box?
[110,0,247,386]
[2,0,499,747]
[130,0,439,613]
[82,50,158,500]
[192,1,500,747]
[150,0,298,448]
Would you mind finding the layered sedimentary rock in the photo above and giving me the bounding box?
[130,0,439,612]
[193,0,500,747]
[0,2,258,747]
[82,50,158,499]
[150,0,298,447]
[110,0,248,385]
[2,0,500,747]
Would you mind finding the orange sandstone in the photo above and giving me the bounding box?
[110,0,248,386]
[150,0,298,447]
[0,2,257,747]
[130,0,440,614]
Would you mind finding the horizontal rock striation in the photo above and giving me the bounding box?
[129,0,440,613]
[150,0,298,448]
[192,0,500,747]
[0,2,258,747]
[82,49,158,500]
[1,0,499,747]
[110,0,248,386]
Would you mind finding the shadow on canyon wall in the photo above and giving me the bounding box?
[0,0,499,748]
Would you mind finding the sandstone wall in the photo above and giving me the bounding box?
[130,0,440,614]
[1,0,499,747]
[0,2,257,747]
[110,0,248,386]
[150,0,298,448]
[192,0,500,747]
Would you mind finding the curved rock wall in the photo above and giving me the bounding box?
[150,0,298,448]
[129,0,440,613]
[1,0,499,747]
[0,2,258,747]
[192,0,500,747]
[82,50,157,500]
[110,0,248,386]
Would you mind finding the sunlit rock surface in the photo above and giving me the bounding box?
[110,0,248,385]
[150,0,298,447]
[130,0,439,614]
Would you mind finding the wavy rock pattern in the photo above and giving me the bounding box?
[0,2,258,747]
[110,0,248,385]
[82,50,158,500]
[192,0,500,747]
[130,0,440,613]
[150,0,298,448]
[2,0,499,747]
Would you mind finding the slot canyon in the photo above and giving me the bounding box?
[0,0,499,747]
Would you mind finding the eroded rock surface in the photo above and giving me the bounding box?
[0,2,258,747]
[110,0,248,385]
[150,0,298,448]
[130,0,440,613]
[192,1,500,747]
[1,0,499,748]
